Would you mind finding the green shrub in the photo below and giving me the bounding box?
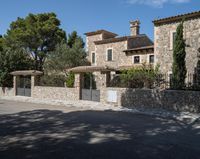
[66,72,75,88]
[119,64,159,88]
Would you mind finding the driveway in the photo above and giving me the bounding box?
[0,99,200,159]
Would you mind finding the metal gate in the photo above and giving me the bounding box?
[81,73,100,102]
[16,76,31,97]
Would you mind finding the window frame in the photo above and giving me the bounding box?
[133,55,140,64]
[170,30,177,50]
[149,55,154,64]
[91,52,96,64]
[106,48,113,61]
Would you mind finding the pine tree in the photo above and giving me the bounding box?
[172,21,187,89]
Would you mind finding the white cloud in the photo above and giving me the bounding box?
[127,0,190,8]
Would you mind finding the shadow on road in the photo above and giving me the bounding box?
[0,109,199,159]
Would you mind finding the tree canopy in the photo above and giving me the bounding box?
[67,31,84,48]
[0,48,33,87]
[45,37,88,75]
[4,12,67,71]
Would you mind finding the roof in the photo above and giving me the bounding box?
[153,10,200,26]
[68,66,116,73]
[124,45,154,53]
[118,64,154,70]
[10,70,43,76]
[85,30,118,37]
[94,34,148,45]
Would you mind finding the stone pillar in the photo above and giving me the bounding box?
[74,73,83,100]
[31,76,35,88]
[13,76,17,96]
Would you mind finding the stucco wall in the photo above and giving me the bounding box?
[102,87,200,113]
[154,18,200,74]
[32,86,79,101]
[0,87,14,97]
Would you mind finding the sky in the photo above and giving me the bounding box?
[0,0,199,40]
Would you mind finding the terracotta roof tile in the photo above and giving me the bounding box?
[84,30,118,37]
[153,10,200,26]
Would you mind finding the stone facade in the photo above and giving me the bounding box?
[154,18,200,74]
[86,22,154,69]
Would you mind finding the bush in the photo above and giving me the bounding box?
[119,64,159,88]
[66,72,75,88]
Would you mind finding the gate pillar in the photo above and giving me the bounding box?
[13,76,17,96]
[74,73,83,100]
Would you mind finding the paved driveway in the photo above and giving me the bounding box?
[0,99,200,159]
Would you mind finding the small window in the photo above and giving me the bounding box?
[92,52,95,64]
[173,32,176,48]
[133,56,140,64]
[107,49,113,61]
[149,55,154,63]
[170,31,176,50]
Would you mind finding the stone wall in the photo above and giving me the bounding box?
[95,41,129,67]
[102,87,200,113]
[32,86,79,101]
[0,87,14,97]
[86,34,102,63]
[154,18,200,74]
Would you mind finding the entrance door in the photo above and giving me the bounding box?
[16,76,31,97]
[81,73,100,102]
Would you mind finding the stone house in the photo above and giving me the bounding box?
[85,20,154,70]
[83,20,154,89]
[153,10,200,77]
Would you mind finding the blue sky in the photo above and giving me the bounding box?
[0,0,199,40]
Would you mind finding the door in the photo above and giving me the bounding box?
[16,76,31,97]
[81,73,100,102]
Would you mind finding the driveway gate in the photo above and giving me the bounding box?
[81,73,100,102]
[16,76,31,97]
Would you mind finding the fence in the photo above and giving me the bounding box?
[108,73,200,90]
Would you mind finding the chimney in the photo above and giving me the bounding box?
[130,20,140,36]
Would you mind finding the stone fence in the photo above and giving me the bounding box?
[0,87,14,97]
[1,85,200,113]
[32,86,79,101]
[102,88,200,113]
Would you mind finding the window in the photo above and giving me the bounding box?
[149,55,154,63]
[173,32,176,48]
[107,49,113,61]
[92,52,95,64]
[170,31,176,50]
[133,56,140,64]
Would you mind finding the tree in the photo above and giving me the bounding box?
[4,13,66,71]
[67,31,84,48]
[171,21,187,89]
[45,38,88,75]
[0,47,33,87]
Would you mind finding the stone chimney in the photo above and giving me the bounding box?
[130,20,140,36]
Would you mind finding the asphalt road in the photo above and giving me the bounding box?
[0,99,200,159]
